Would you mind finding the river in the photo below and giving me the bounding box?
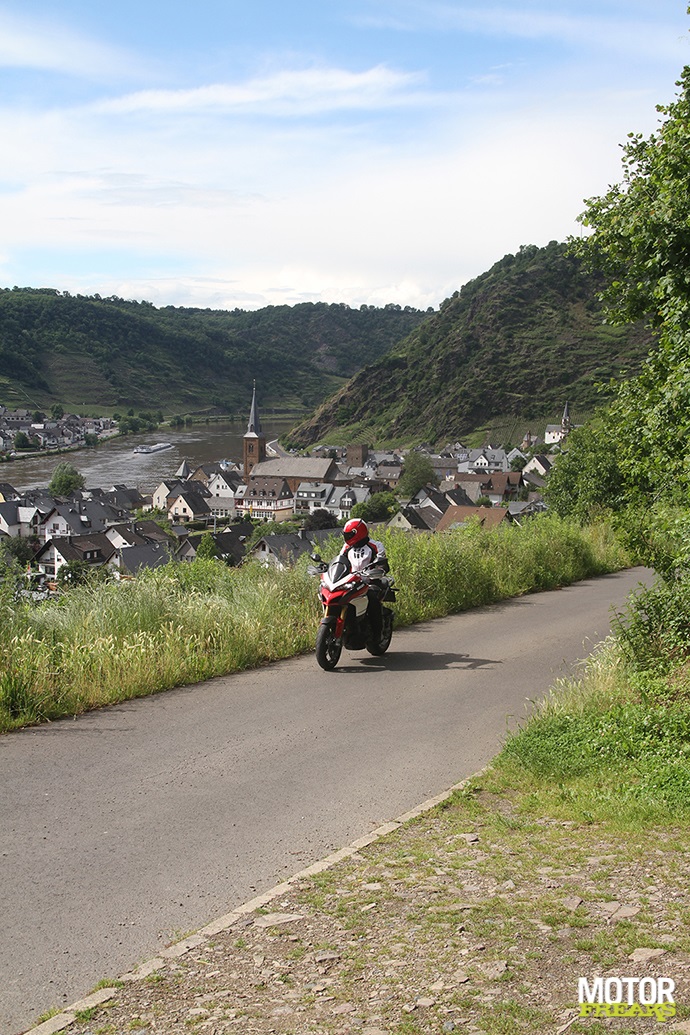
[4,420,297,494]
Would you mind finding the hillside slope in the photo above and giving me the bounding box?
[286,241,655,447]
[0,290,426,414]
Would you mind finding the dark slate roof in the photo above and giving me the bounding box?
[245,477,293,499]
[106,520,175,548]
[253,533,314,564]
[37,532,117,564]
[117,543,173,574]
[184,522,254,565]
[0,501,21,524]
[168,489,212,514]
[395,506,438,531]
[46,499,128,533]
[102,486,146,510]
[445,486,474,507]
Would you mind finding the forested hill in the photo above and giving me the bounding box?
[287,241,656,447]
[0,290,427,414]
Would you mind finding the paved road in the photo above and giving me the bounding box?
[1,567,651,1033]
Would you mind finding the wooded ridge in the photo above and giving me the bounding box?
[1,241,656,443]
[286,241,656,447]
[0,289,426,414]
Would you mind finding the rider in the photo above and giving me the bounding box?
[338,518,389,640]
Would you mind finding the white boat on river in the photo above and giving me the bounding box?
[132,442,173,454]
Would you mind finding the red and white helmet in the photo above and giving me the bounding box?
[343,518,369,547]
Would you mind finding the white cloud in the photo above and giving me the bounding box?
[0,85,646,313]
[91,65,427,117]
[0,2,686,312]
[0,9,144,81]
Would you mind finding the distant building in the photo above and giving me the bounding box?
[544,402,577,446]
[347,444,369,468]
[235,477,295,521]
[243,382,267,477]
[249,457,340,494]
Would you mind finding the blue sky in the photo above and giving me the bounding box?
[1,1,688,311]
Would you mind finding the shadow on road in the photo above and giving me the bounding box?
[335,650,501,673]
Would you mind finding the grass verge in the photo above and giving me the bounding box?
[0,514,628,732]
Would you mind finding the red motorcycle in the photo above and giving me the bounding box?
[308,555,396,671]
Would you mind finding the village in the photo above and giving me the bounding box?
[0,388,573,586]
[0,404,118,454]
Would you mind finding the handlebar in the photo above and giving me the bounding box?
[307,561,394,585]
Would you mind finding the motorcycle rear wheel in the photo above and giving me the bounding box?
[316,623,343,671]
[366,609,393,656]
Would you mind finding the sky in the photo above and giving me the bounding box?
[0,1,688,312]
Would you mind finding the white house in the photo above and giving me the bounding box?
[0,502,41,538]
[544,402,577,445]
[206,470,243,519]
[294,482,336,516]
[166,489,212,523]
[152,479,185,512]
[235,477,295,521]
[522,454,553,478]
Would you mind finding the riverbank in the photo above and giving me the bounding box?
[4,418,296,492]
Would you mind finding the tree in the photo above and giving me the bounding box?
[303,508,340,531]
[13,431,31,450]
[195,532,218,559]
[0,537,35,565]
[543,416,625,522]
[397,452,438,498]
[50,404,64,421]
[56,559,97,587]
[572,65,690,332]
[48,462,85,497]
[350,491,399,523]
[565,57,690,511]
[245,519,300,551]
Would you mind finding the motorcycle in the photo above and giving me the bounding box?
[307,554,396,671]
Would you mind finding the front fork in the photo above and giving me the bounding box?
[321,604,348,641]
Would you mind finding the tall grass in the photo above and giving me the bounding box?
[0,515,627,732]
[386,512,624,624]
[491,572,690,825]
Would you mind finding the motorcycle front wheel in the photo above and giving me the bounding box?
[366,609,393,656]
[316,623,343,671]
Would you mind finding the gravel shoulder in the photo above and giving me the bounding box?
[27,773,690,1035]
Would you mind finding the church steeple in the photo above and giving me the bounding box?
[247,380,262,436]
[243,381,266,477]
